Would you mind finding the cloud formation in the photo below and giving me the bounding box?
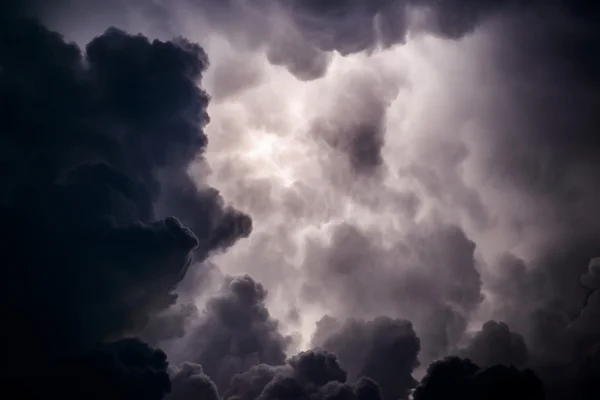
[0,1,249,378]
[3,0,600,399]
[413,356,545,400]
[180,275,291,391]
[312,316,421,400]
[224,349,382,400]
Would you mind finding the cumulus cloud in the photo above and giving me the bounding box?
[301,223,482,365]
[167,362,220,400]
[34,0,518,80]
[178,275,291,390]
[413,356,545,400]
[459,321,528,368]
[4,0,600,399]
[225,349,380,400]
[312,316,420,400]
[0,0,249,379]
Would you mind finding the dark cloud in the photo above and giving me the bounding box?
[0,5,249,377]
[33,0,516,80]
[182,275,291,391]
[480,252,600,398]
[413,356,545,400]
[15,338,172,400]
[225,349,380,400]
[441,3,600,396]
[270,0,518,78]
[7,1,600,400]
[312,316,420,400]
[411,0,508,39]
[167,362,220,400]
[284,0,509,54]
[459,321,528,368]
[284,0,409,55]
[66,338,172,400]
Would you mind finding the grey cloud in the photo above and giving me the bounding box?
[181,275,291,391]
[312,316,420,400]
[209,60,266,102]
[308,58,402,177]
[35,0,515,80]
[0,10,251,376]
[167,362,221,400]
[459,321,528,368]
[225,349,379,400]
[479,249,600,398]
[266,33,332,81]
[302,222,482,363]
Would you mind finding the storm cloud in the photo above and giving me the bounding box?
[413,356,545,400]
[3,0,600,399]
[178,275,291,391]
[0,0,249,379]
[312,316,421,400]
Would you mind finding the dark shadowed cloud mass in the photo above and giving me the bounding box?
[176,275,291,391]
[2,0,600,399]
[312,316,420,400]
[0,0,250,392]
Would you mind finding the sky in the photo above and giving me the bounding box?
[1,1,600,399]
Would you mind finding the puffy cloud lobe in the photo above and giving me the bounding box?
[288,350,348,386]
[482,252,600,397]
[0,13,250,372]
[184,275,291,390]
[48,0,513,80]
[302,223,482,364]
[284,0,409,55]
[283,0,510,53]
[460,321,528,368]
[275,0,516,78]
[225,350,381,400]
[312,316,420,400]
[412,356,545,400]
[167,362,220,400]
[266,32,332,81]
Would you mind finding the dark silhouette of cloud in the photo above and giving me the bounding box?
[312,316,421,400]
[225,349,381,400]
[460,321,528,368]
[413,356,545,400]
[0,0,250,383]
[14,338,172,400]
[183,275,291,391]
[167,362,221,400]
